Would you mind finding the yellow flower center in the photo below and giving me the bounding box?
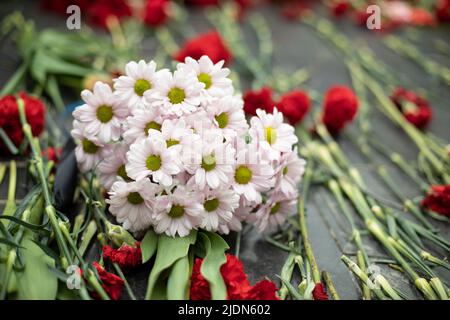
[201,155,216,172]
[168,87,186,104]
[117,164,130,181]
[144,121,162,135]
[168,205,184,218]
[166,139,180,147]
[127,192,144,205]
[82,139,98,154]
[96,105,113,123]
[134,79,151,96]
[215,112,229,129]
[282,166,288,175]
[234,165,252,184]
[270,202,281,215]
[146,155,161,171]
[198,73,212,89]
[265,126,277,145]
[204,198,220,212]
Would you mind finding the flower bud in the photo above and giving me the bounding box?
[105,221,136,247]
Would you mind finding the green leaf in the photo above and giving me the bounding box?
[199,231,229,300]
[167,255,190,300]
[0,216,48,231]
[145,231,197,300]
[141,229,158,263]
[15,237,58,300]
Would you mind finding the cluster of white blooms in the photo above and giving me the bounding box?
[71,56,306,237]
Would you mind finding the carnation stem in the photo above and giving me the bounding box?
[2,161,17,225]
[113,263,137,300]
[357,251,371,300]
[321,271,340,300]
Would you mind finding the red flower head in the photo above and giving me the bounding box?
[41,0,91,15]
[312,283,329,300]
[87,0,132,28]
[410,8,436,26]
[435,0,450,22]
[243,87,275,116]
[102,242,142,270]
[390,87,432,130]
[330,1,350,17]
[0,93,45,154]
[277,90,310,125]
[421,185,450,218]
[174,31,233,65]
[93,262,124,300]
[41,147,62,163]
[322,85,359,134]
[190,254,279,300]
[143,0,170,27]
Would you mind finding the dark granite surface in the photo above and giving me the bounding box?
[0,1,449,300]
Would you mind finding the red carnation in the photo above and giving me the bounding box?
[277,90,310,125]
[190,254,279,300]
[102,242,142,270]
[41,0,91,15]
[243,86,275,115]
[174,31,233,65]
[87,0,132,28]
[143,0,170,27]
[410,9,436,26]
[42,147,62,163]
[390,87,432,130]
[0,93,45,154]
[435,0,450,22]
[312,283,329,300]
[322,85,359,134]
[330,1,350,17]
[421,185,450,218]
[92,262,124,300]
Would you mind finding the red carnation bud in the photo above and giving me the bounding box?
[102,242,142,270]
[92,262,124,300]
[322,85,359,135]
[143,0,170,27]
[190,254,279,300]
[277,90,310,125]
[41,147,62,164]
[243,86,275,116]
[0,92,45,154]
[174,30,233,65]
[435,0,450,22]
[421,185,450,218]
[330,1,350,17]
[390,87,432,130]
[312,283,329,300]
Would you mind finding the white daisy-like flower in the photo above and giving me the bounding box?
[146,69,203,117]
[114,60,169,109]
[107,179,157,233]
[177,56,233,103]
[274,148,305,198]
[96,142,131,190]
[73,82,128,143]
[153,186,203,237]
[198,188,240,232]
[71,120,109,173]
[149,119,193,150]
[217,196,253,234]
[231,147,275,204]
[247,194,297,234]
[126,135,181,187]
[122,107,163,143]
[185,130,235,190]
[207,95,248,139]
[250,108,298,161]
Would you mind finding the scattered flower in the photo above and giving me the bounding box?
[92,262,124,300]
[102,242,142,269]
[312,282,329,300]
[390,87,432,130]
[277,90,310,125]
[421,185,450,218]
[143,0,171,27]
[243,86,275,115]
[322,85,359,134]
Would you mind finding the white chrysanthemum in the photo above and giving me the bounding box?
[250,108,298,161]
[145,69,203,116]
[198,188,240,232]
[274,148,305,198]
[114,60,169,109]
[185,130,235,189]
[177,56,233,102]
[107,179,157,232]
[122,107,163,143]
[126,136,180,187]
[153,186,203,237]
[96,142,131,190]
[71,120,109,173]
[207,95,248,139]
[231,147,275,204]
[149,119,193,151]
[217,196,253,234]
[73,82,128,143]
[247,194,297,234]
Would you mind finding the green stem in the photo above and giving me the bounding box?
[321,271,340,300]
